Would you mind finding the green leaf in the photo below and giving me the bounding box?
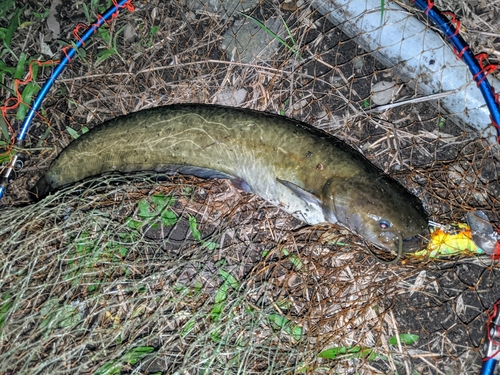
[126,217,142,230]
[211,302,224,321]
[16,82,40,121]
[118,246,127,257]
[318,346,383,361]
[66,126,80,139]
[211,281,231,321]
[1,7,22,50]
[161,210,177,226]
[33,9,50,21]
[124,346,155,365]
[215,283,229,304]
[291,325,303,341]
[30,61,39,81]
[211,329,221,342]
[288,255,303,270]
[138,199,153,218]
[150,25,159,37]
[188,215,201,241]
[364,348,380,361]
[0,0,15,19]
[268,314,302,341]
[0,59,16,81]
[95,346,154,375]
[94,360,121,375]
[0,293,12,331]
[87,284,98,292]
[276,299,292,310]
[318,346,351,359]
[55,40,87,60]
[0,115,11,144]
[180,318,196,337]
[14,52,26,79]
[280,248,303,270]
[95,47,117,66]
[58,305,81,328]
[380,0,385,24]
[201,240,219,250]
[153,194,175,209]
[97,26,111,45]
[39,298,80,331]
[240,12,300,58]
[151,193,167,207]
[389,333,419,346]
[82,3,91,22]
[219,269,239,289]
[113,26,125,50]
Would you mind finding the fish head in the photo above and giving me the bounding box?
[322,176,428,253]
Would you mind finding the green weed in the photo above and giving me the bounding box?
[268,313,303,341]
[380,0,386,24]
[39,298,81,335]
[0,293,12,333]
[318,333,419,361]
[147,25,160,47]
[95,25,126,66]
[126,193,177,230]
[66,125,89,139]
[95,346,155,375]
[188,214,220,250]
[210,269,240,322]
[66,229,133,291]
[261,248,304,271]
[0,5,23,56]
[240,13,301,59]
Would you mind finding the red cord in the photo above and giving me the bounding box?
[484,300,500,360]
[0,1,135,158]
[91,0,135,32]
[0,60,56,156]
[452,45,469,60]
[441,12,460,38]
[473,53,498,86]
[73,23,90,45]
[424,0,434,15]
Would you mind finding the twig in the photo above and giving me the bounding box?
[363,89,462,114]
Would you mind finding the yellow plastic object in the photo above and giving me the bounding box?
[412,223,484,258]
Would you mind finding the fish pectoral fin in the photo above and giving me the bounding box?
[277,178,322,206]
[231,178,253,193]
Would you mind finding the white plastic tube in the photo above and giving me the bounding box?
[311,0,500,143]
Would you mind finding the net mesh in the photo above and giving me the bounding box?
[0,0,499,373]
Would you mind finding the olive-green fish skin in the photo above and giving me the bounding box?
[33,104,428,253]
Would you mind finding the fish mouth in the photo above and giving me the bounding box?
[401,229,430,252]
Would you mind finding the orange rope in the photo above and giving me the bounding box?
[0,59,58,156]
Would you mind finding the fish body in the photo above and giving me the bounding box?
[33,104,428,253]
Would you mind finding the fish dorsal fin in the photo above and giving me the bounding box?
[277,178,322,207]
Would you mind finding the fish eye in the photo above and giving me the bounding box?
[379,220,391,229]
